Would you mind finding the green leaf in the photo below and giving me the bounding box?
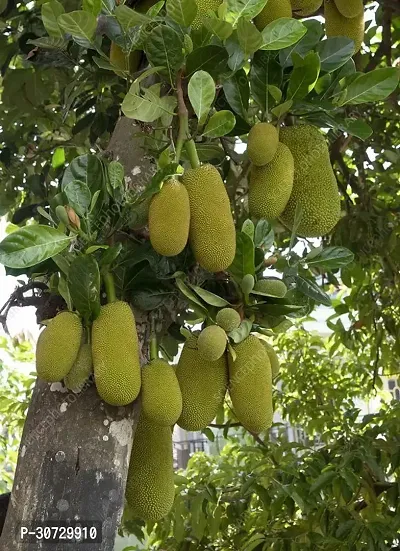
[203,17,233,40]
[279,19,323,67]
[114,4,150,30]
[42,0,65,38]
[225,31,246,72]
[175,278,208,315]
[201,427,215,442]
[122,82,177,122]
[305,247,354,270]
[310,471,336,493]
[295,275,331,306]
[27,37,68,50]
[228,231,255,282]
[226,0,268,26]
[186,45,229,78]
[0,226,72,269]
[254,219,274,249]
[58,11,97,41]
[145,25,184,84]
[316,37,355,73]
[99,243,123,267]
[68,255,101,322]
[203,111,236,138]
[223,69,250,120]
[62,154,103,196]
[189,284,230,307]
[342,118,373,140]
[64,180,92,217]
[242,219,255,241]
[287,51,320,100]
[108,161,124,189]
[188,71,216,123]
[166,0,197,27]
[51,147,65,169]
[338,68,400,105]
[271,99,293,118]
[261,18,306,51]
[237,17,262,56]
[229,319,253,344]
[250,50,283,113]
[181,143,225,162]
[83,0,101,16]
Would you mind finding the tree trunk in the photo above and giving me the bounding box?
[0,119,155,551]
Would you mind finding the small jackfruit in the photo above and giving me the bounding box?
[216,308,241,332]
[324,0,364,52]
[333,0,363,18]
[36,312,82,382]
[183,164,236,273]
[228,335,273,433]
[291,0,323,16]
[249,142,294,220]
[92,301,140,406]
[109,42,142,74]
[64,343,92,393]
[241,274,255,295]
[247,123,279,166]
[198,325,227,361]
[149,179,190,257]
[177,334,228,431]
[254,278,287,298]
[260,340,280,379]
[142,359,182,425]
[192,0,223,30]
[126,414,174,521]
[279,125,341,237]
[254,0,292,30]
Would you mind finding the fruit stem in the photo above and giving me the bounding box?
[103,270,117,303]
[175,69,200,169]
[149,316,158,361]
[185,139,200,168]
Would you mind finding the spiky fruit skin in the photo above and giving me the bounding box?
[92,301,140,406]
[216,308,241,332]
[291,0,323,16]
[254,0,292,30]
[249,142,294,220]
[64,343,92,393]
[192,0,223,30]
[36,312,82,382]
[260,340,280,379]
[109,42,141,73]
[324,0,364,52]
[142,360,183,425]
[247,123,279,166]
[279,125,341,237]
[333,0,363,18]
[126,415,174,521]
[176,335,228,431]
[183,164,236,272]
[254,278,287,298]
[228,335,273,434]
[198,325,227,361]
[149,180,190,257]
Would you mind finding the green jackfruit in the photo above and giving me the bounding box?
[241,274,255,295]
[291,0,322,16]
[324,0,364,52]
[149,179,190,257]
[110,42,142,74]
[183,164,236,273]
[36,312,82,382]
[333,0,363,18]
[92,301,140,406]
[192,0,223,30]
[64,343,92,393]
[216,308,241,332]
[142,359,183,425]
[228,335,273,433]
[247,123,279,166]
[198,325,227,361]
[279,125,341,237]
[254,0,292,30]
[177,334,228,431]
[249,142,294,220]
[254,278,287,298]
[260,340,280,379]
[126,414,174,521]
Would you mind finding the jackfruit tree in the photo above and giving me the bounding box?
[0,0,398,548]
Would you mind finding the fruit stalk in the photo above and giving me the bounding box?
[175,69,200,168]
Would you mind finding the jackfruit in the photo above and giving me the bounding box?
[198,325,227,361]
[192,0,223,30]
[92,301,140,406]
[254,0,292,30]
[247,123,279,166]
[324,0,364,52]
[216,308,241,332]
[142,359,183,425]
[249,142,294,220]
[228,335,273,433]
[64,343,92,393]
[260,340,280,379]
[241,274,255,294]
[109,42,142,74]
[291,0,323,16]
[126,414,174,521]
[333,0,363,18]
[176,334,228,431]
[279,125,341,237]
[254,278,287,298]
[183,164,236,273]
[36,312,82,382]
[149,179,190,257]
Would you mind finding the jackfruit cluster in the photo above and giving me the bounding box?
[92,301,141,406]
[216,308,241,332]
[254,278,287,298]
[324,0,364,52]
[279,125,341,237]
[36,311,82,382]
[254,0,292,30]
[247,123,279,166]
[183,164,236,273]
[192,0,223,30]
[64,343,92,393]
[291,0,322,16]
[176,333,228,431]
[149,179,190,257]
[198,325,227,361]
[142,359,183,425]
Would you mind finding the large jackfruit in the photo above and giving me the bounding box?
[64,343,92,393]
[279,125,341,237]
[183,164,236,273]
[198,325,227,361]
[324,0,364,52]
[247,123,279,166]
[92,301,141,406]
[254,0,292,30]
[254,278,287,298]
[142,359,182,425]
[228,335,273,434]
[249,142,294,220]
[192,0,223,30]
[36,312,82,382]
[176,334,228,431]
[291,0,322,16]
[333,0,363,18]
[126,414,174,521]
[149,179,190,257]
[216,308,241,332]
[260,340,280,379]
